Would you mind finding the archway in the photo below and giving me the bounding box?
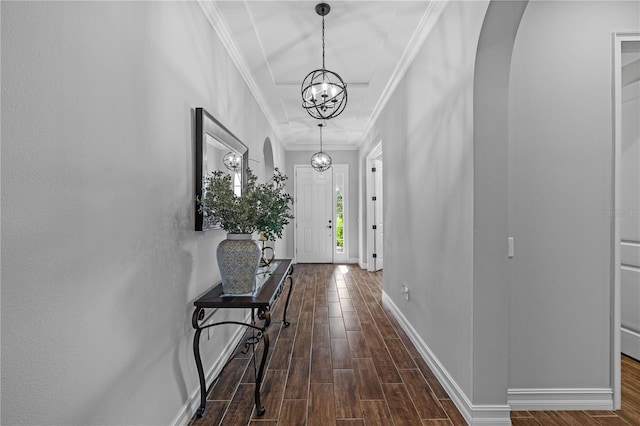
[263,137,274,179]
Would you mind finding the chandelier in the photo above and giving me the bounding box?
[301,3,347,120]
[223,152,242,172]
[310,123,332,172]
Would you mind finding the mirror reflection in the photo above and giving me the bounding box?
[204,134,242,198]
[195,107,248,231]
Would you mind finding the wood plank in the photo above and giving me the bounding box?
[220,384,255,426]
[439,399,466,426]
[361,321,385,348]
[381,383,422,426]
[328,302,343,318]
[398,369,447,419]
[333,369,362,419]
[190,400,228,426]
[313,322,331,348]
[268,337,292,370]
[413,357,450,399]
[209,358,249,400]
[352,358,384,400]
[360,400,394,426]
[385,338,416,369]
[347,330,371,358]
[369,347,402,384]
[336,420,365,426]
[310,346,333,383]
[331,338,352,369]
[284,357,309,399]
[255,370,287,420]
[329,317,347,339]
[343,311,361,331]
[308,383,336,426]
[278,399,307,426]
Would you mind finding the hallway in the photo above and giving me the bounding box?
[191,263,466,425]
[189,264,639,425]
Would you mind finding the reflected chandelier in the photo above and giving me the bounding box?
[301,3,347,120]
[310,123,332,172]
[223,152,242,172]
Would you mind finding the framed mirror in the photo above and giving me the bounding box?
[195,107,248,231]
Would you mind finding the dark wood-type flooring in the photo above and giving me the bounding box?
[190,263,640,426]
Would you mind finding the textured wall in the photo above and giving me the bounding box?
[364,0,491,402]
[508,0,639,394]
[1,2,283,424]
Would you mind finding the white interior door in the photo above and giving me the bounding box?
[373,158,384,271]
[620,39,640,361]
[366,143,384,272]
[295,166,333,263]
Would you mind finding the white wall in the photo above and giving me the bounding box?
[284,150,360,262]
[362,0,490,407]
[363,0,640,419]
[1,2,284,424]
[508,0,639,403]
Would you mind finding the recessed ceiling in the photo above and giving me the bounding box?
[199,1,446,150]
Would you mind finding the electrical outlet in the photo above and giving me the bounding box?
[401,284,410,301]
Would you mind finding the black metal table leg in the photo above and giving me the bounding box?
[254,306,272,416]
[282,274,294,327]
[254,330,269,416]
[192,308,207,418]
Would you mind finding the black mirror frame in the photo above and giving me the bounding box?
[195,107,248,231]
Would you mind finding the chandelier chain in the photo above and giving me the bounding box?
[321,16,326,69]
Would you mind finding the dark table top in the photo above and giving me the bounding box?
[194,259,293,309]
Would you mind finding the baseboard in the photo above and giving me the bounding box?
[382,292,511,425]
[358,261,367,269]
[621,327,640,360]
[173,314,251,426]
[508,388,614,411]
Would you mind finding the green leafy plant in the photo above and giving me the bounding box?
[198,168,293,240]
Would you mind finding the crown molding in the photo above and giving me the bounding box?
[286,143,359,152]
[198,1,284,144]
[357,0,449,148]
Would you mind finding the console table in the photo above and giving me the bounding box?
[191,259,294,418]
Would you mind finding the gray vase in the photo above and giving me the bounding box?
[217,233,261,295]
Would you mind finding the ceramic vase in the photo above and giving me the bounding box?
[217,233,261,295]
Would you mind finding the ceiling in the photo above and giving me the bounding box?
[199,1,447,151]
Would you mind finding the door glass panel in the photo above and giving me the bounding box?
[336,175,345,254]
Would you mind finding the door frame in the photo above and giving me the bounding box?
[366,141,383,271]
[611,31,640,410]
[293,164,348,264]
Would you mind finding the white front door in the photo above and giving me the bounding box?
[295,166,333,263]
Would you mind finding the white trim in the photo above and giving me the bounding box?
[508,388,614,411]
[382,292,511,425]
[621,327,640,360]
[611,31,640,410]
[197,1,283,144]
[173,316,251,426]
